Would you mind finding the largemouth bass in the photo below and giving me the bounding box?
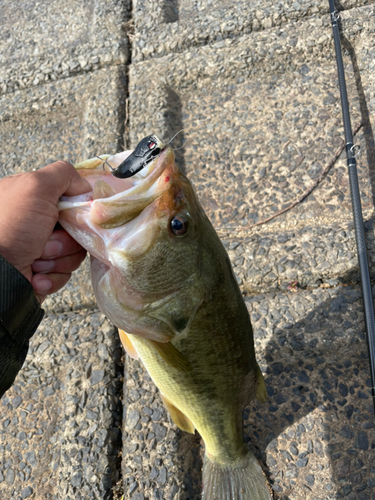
[58,137,271,500]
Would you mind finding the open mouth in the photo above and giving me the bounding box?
[58,146,171,212]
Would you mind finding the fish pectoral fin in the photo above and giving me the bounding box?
[148,340,191,373]
[255,365,267,403]
[118,329,139,360]
[160,394,195,434]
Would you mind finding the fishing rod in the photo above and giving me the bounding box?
[328,0,375,409]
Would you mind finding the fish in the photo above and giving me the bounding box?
[58,136,271,500]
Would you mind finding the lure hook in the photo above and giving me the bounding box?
[97,156,115,173]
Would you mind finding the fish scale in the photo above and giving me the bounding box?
[59,138,271,499]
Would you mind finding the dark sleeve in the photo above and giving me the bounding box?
[0,255,44,398]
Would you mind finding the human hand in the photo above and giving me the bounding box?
[0,161,92,303]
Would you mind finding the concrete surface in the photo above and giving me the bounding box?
[0,311,123,500]
[0,0,375,499]
[245,287,374,500]
[0,0,129,96]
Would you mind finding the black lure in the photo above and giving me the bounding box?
[110,135,163,178]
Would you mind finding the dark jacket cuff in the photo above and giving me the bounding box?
[0,254,44,397]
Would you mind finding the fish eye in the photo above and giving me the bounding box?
[170,214,188,236]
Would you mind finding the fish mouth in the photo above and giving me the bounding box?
[58,143,178,273]
[58,145,174,213]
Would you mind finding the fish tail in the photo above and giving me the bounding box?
[202,450,271,500]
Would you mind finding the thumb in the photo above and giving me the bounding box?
[35,161,92,200]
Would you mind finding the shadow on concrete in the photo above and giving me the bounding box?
[174,431,203,500]
[161,0,179,23]
[163,86,187,173]
[244,281,374,498]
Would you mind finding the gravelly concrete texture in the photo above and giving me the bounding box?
[1,0,375,499]
[131,0,370,62]
[0,312,123,500]
[245,288,375,500]
[0,0,129,96]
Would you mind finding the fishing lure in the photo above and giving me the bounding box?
[102,131,185,178]
[102,135,164,178]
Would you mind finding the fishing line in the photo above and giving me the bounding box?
[167,129,188,151]
[172,140,188,152]
[167,129,185,145]
[328,0,375,409]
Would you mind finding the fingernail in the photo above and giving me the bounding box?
[32,260,55,272]
[35,278,52,293]
[43,240,63,258]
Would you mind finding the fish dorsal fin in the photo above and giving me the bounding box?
[149,340,191,373]
[255,365,267,403]
[118,329,139,360]
[160,393,195,434]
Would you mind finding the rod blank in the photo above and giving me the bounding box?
[328,0,375,408]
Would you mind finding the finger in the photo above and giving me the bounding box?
[32,272,72,296]
[35,161,92,201]
[38,229,84,260]
[32,248,87,274]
